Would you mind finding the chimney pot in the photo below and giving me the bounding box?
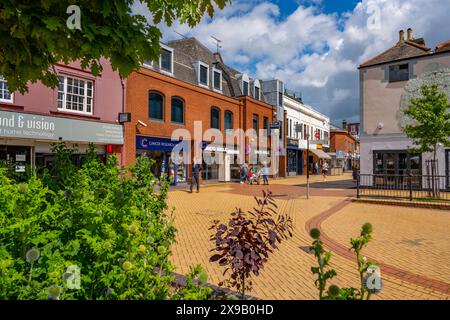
[407,28,413,41]
[399,30,405,43]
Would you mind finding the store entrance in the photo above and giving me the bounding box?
[0,145,31,173]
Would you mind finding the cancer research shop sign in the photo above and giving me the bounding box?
[0,110,123,144]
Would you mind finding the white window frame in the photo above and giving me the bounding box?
[212,67,222,92]
[57,75,94,115]
[240,73,250,96]
[142,60,154,69]
[0,76,14,103]
[253,79,261,100]
[196,61,210,89]
[159,43,174,76]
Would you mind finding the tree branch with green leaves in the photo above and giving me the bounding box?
[0,0,231,93]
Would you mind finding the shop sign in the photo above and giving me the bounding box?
[0,110,123,144]
[287,138,299,148]
[336,150,345,159]
[136,136,187,151]
[118,112,131,124]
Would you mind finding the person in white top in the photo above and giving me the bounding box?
[322,161,329,181]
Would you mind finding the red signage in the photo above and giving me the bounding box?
[106,144,114,154]
[315,132,320,140]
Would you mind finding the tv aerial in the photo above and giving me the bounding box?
[211,36,222,52]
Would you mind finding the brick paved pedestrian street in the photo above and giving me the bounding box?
[167,173,450,300]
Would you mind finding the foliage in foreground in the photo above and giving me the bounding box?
[209,190,293,298]
[0,144,177,300]
[309,223,382,300]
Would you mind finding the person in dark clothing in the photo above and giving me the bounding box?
[190,161,201,193]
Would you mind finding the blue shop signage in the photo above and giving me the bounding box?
[136,136,188,151]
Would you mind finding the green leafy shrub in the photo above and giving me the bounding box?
[309,223,381,300]
[0,143,176,300]
[171,265,213,300]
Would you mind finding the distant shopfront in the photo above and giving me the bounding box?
[136,135,189,184]
[203,142,243,182]
[0,110,123,171]
[286,138,303,176]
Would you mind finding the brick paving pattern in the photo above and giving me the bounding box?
[167,173,450,300]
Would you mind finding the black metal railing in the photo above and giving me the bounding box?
[357,174,450,206]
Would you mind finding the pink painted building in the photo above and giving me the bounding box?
[0,59,125,170]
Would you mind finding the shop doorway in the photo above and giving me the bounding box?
[0,145,31,174]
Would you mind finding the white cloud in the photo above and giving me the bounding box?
[132,0,450,124]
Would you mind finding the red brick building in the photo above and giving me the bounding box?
[124,38,276,184]
[329,124,359,171]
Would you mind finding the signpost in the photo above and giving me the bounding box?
[306,133,310,200]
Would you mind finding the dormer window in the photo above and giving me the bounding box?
[200,65,208,85]
[212,68,222,92]
[254,80,261,100]
[195,61,210,88]
[159,44,174,75]
[240,73,250,96]
[243,81,249,96]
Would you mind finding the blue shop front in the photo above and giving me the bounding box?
[136,135,189,185]
[286,137,303,176]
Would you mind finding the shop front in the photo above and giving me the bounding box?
[286,138,303,176]
[0,110,123,173]
[202,143,242,182]
[136,135,189,185]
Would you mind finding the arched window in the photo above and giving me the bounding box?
[225,111,233,130]
[148,91,164,120]
[171,97,184,124]
[211,107,220,129]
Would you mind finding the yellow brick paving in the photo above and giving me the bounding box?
[322,202,450,284]
[167,175,450,300]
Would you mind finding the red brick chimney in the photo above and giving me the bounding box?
[407,28,413,41]
[399,30,405,43]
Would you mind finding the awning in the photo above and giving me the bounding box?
[309,149,331,159]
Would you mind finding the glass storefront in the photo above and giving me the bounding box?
[0,145,31,174]
[287,149,303,176]
[202,152,219,181]
[136,136,188,185]
[373,150,421,187]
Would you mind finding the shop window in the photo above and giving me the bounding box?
[211,107,220,129]
[225,110,233,130]
[171,97,184,124]
[0,76,13,102]
[149,91,165,121]
[57,75,93,114]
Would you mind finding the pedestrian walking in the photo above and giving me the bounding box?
[262,162,269,185]
[322,161,329,181]
[314,162,319,175]
[190,160,201,193]
[240,163,248,184]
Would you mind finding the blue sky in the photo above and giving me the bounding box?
[133,0,450,125]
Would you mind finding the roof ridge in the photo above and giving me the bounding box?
[436,39,450,49]
[404,40,431,51]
